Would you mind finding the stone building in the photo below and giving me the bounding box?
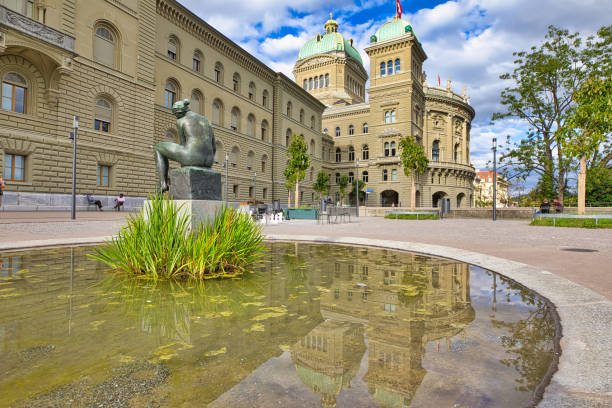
[0,0,325,210]
[474,170,510,207]
[295,17,476,208]
[1,1,475,210]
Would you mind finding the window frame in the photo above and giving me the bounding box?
[98,164,110,187]
[4,153,25,182]
[1,76,27,114]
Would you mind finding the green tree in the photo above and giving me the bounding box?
[313,171,330,201]
[492,26,595,204]
[350,179,365,205]
[586,166,612,205]
[285,134,310,207]
[399,136,429,211]
[338,174,349,205]
[559,26,612,213]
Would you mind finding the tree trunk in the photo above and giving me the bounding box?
[578,156,587,215]
[288,189,291,208]
[557,146,565,204]
[411,175,416,212]
[295,180,300,207]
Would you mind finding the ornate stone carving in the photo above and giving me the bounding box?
[45,88,59,106]
[0,5,75,52]
[0,30,5,52]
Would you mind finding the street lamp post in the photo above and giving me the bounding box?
[224,152,229,207]
[70,116,78,220]
[492,137,497,221]
[355,158,359,218]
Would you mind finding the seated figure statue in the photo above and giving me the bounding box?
[154,99,216,192]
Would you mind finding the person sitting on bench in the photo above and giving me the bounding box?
[113,193,125,211]
[540,199,551,214]
[87,194,103,211]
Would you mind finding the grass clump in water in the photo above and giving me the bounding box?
[90,194,266,280]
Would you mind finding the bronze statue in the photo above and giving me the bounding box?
[154,99,216,192]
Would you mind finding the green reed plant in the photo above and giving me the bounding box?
[90,194,266,280]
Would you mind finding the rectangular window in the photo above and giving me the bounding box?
[4,153,25,181]
[1,0,34,17]
[94,119,110,133]
[2,82,27,114]
[167,50,176,60]
[215,69,221,83]
[193,58,200,72]
[97,165,110,187]
[249,186,254,198]
[233,184,238,197]
[392,169,398,181]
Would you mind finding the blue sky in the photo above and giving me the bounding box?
[178,0,611,190]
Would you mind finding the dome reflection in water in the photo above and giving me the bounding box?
[0,243,556,408]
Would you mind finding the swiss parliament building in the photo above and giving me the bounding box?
[0,0,475,209]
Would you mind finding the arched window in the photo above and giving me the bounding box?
[261,120,269,141]
[335,127,340,137]
[232,73,241,93]
[190,90,202,114]
[348,146,355,161]
[391,109,396,123]
[454,143,460,162]
[363,123,368,134]
[214,62,223,83]
[214,140,223,163]
[286,101,292,117]
[164,79,178,108]
[247,114,256,137]
[432,140,440,162]
[310,115,315,130]
[1,73,27,114]
[247,151,254,169]
[384,142,390,157]
[392,169,398,181]
[286,129,292,147]
[262,90,269,107]
[387,60,393,76]
[167,36,179,60]
[93,23,117,68]
[303,79,308,90]
[94,96,113,133]
[349,172,354,183]
[193,50,202,72]
[212,99,223,125]
[335,148,341,163]
[313,76,318,89]
[248,82,256,101]
[380,62,386,77]
[299,109,305,123]
[383,169,388,181]
[325,73,330,87]
[348,124,354,135]
[230,107,240,131]
[261,155,268,173]
[310,139,315,156]
[395,58,400,74]
[308,78,313,90]
[319,75,324,87]
[391,141,396,156]
[362,171,369,183]
[230,146,239,166]
[362,144,369,160]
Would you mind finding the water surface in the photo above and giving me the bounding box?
[0,243,556,407]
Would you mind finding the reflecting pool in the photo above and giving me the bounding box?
[0,243,556,407]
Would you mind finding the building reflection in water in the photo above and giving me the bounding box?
[290,246,475,407]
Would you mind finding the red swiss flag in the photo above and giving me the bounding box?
[396,0,403,18]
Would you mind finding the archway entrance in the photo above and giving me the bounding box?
[380,190,399,207]
[432,191,447,208]
[457,193,466,208]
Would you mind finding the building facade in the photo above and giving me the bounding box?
[474,170,510,207]
[295,17,476,208]
[0,1,475,210]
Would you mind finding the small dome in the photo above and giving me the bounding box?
[371,18,415,43]
[298,15,363,66]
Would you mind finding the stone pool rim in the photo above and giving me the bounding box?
[1,235,610,408]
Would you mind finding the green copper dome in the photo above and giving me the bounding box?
[298,16,363,66]
[371,18,415,43]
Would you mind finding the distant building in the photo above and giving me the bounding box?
[474,170,509,207]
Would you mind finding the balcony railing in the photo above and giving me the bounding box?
[0,5,75,52]
[428,161,475,173]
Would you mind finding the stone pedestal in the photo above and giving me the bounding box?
[169,167,222,201]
